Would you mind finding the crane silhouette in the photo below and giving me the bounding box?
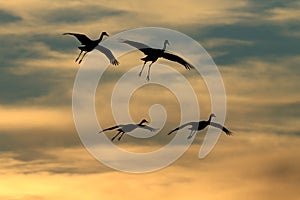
[98,119,157,141]
[121,39,194,81]
[168,113,232,139]
[63,32,119,65]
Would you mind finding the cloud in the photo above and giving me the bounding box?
[0,0,255,36]
[0,33,79,106]
[0,9,21,24]
[266,1,300,22]
[0,1,299,199]
[40,5,126,24]
[191,23,300,65]
[0,63,74,106]
[0,133,299,199]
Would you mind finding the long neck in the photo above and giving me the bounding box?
[97,33,105,43]
[162,42,168,50]
[207,115,213,123]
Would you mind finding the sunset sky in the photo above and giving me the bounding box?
[1,0,300,199]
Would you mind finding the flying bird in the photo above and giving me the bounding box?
[98,119,157,141]
[63,32,119,65]
[168,113,232,139]
[121,39,194,81]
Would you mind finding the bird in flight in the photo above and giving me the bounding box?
[63,32,119,65]
[121,39,194,81]
[168,113,232,139]
[98,119,157,141]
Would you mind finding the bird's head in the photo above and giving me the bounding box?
[164,40,170,45]
[210,113,216,118]
[102,32,109,37]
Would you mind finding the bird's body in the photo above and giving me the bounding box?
[63,32,119,65]
[99,119,156,141]
[121,39,194,81]
[168,114,232,139]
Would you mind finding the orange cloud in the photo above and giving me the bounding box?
[0,133,299,200]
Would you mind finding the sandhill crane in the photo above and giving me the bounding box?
[168,113,232,139]
[121,39,194,81]
[98,119,157,141]
[63,32,119,65]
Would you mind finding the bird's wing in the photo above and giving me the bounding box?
[209,122,232,136]
[140,125,157,132]
[121,39,152,55]
[95,45,119,66]
[63,33,91,45]
[98,125,120,133]
[167,122,194,135]
[161,52,194,70]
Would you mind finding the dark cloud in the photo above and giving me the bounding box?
[0,71,54,104]
[0,66,75,105]
[246,0,297,12]
[188,23,300,65]
[168,0,300,66]
[0,33,72,68]
[0,32,79,105]
[0,130,113,175]
[12,149,56,162]
[0,35,45,69]
[226,100,300,136]
[33,33,77,52]
[41,5,126,24]
[264,101,300,119]
[0,129,80,153]
[0,9,21,24]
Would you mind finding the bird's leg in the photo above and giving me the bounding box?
[146,62,154,81]
[75,50,83,62]
[139,62,146,77]
[78,52,88,64]
[111,132,121,141]
[118,132,125,141]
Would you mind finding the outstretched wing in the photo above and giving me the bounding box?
[121,39,153,55]
[161,52,194,70]
[95,45,119,66]
[210,122,232,136]
[167,122,194,135]
[99,125,120,133]
[63,33,91,45]
[140,125,157,132]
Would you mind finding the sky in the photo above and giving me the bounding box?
[0,0,300,199]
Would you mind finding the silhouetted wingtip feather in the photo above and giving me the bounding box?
[184,63,194,70]
[226,131,233,136]
[222,127,232,136]
[167,128,178,135]
[111,59,119,66]
[162,52,194,70]
[167,131,174,135]
[209,122,232,136]
[95,45,119,65]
